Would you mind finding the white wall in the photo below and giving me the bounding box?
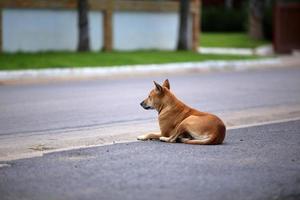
[113,11,182,50]
[89,11,103,51]
[3,9,103,52]
[2,9,192,52]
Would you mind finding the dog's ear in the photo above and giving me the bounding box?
[162,79,170,90]
[154,81,163,94]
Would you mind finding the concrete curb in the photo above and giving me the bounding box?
[198,45,274,56]
[0,58,283,83]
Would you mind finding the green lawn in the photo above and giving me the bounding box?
[0,51,261,71]
[200,32,270,48]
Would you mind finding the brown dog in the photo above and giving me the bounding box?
[137,79,226,144]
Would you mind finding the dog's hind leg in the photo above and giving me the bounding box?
[166,124,188,143]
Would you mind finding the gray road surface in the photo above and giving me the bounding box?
[0,120,299,200]
[1,67,300,136]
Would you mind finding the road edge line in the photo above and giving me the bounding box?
[1,117,300,163]
[228,117,300,130]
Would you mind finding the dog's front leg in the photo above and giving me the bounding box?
[137,132,161,141]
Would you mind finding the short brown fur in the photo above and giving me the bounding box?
[138,79,226,145]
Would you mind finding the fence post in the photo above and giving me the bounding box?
[0,9,2,52]
[103,0,113,52]
[192,0,200,52]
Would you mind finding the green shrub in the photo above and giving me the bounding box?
[201,7,247,32]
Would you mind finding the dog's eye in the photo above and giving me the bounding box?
[148,95,151,99]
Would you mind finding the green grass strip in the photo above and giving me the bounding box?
[0,51,263,71]
[200,32,270,48]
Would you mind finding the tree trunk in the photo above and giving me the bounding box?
[248,0,264,40]
[77,0,90,51]
[225,0,233,9]
[177,0,190,50]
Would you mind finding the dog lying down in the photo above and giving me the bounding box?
[137,79,226,145]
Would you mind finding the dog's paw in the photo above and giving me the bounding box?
[137,135,148,141]
[159,136,169,142]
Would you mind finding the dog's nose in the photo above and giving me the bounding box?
[140,101,144,106]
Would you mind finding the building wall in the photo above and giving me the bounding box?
[2,9,191,52]
[3,9,103,52]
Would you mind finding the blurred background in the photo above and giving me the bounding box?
[0,0,299,70]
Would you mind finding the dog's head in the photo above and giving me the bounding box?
[140,79,170,111]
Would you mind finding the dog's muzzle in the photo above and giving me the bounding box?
[140,101,152,110]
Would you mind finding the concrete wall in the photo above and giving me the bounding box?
[2,9,192,52]
[113,12,180,50]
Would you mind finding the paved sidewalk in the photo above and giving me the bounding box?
[1,104,300,162]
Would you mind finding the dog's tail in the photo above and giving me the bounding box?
[180,137,215,145]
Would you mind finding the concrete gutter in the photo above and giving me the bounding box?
[0,54,299,84]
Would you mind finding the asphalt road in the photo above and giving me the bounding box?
[0,120,299,200]
[1,67,300,136]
